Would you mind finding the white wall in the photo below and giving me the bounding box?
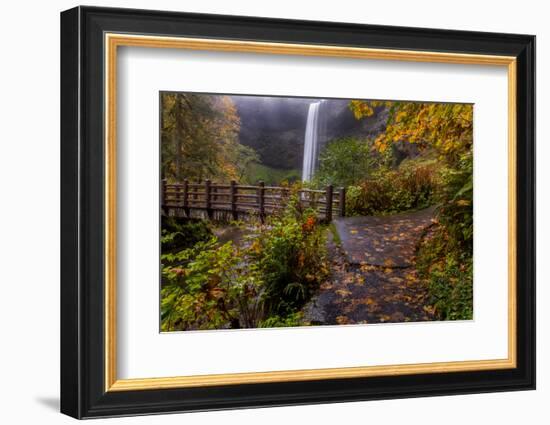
[0,0,545,423]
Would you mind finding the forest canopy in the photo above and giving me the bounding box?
[349,100,473,166]
[161,93,259,182]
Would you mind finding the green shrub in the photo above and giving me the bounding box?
[161,217,213,252]
[258,312,304,328]
[417,230,473,320]
[414,152,473,321]
[161,239,265,331]
[345,161,439,215]
[251,194,328,317]
[436,151,473,251]
[315,137,374,187]
[160,190,329,331]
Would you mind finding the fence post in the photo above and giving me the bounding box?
[193,179,200,203]
[338,187,346,217]
[160,179,166,206]
[183,179,189,217]
[325,185,333,222]
[205,179,212,219]
[160,179,167,216]
[258,181,265,223]
[310,190,316,209]
[230,180,238,221]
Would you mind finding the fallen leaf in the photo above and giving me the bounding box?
[336,289,352,297]
[336,316,350,325]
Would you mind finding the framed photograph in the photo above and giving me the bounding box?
[60,6,535,419]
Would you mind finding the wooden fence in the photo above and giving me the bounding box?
[161,179,346,222]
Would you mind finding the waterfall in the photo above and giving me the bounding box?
[302,101,321,182]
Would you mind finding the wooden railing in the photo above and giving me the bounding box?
[161,179,346,222]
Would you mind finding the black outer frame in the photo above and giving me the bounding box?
[60,5,535,419]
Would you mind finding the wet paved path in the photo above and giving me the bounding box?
[304,207,437,325]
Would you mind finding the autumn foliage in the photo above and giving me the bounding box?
[349,100,473,166]
[346,99,474,320]
[160,93,475,328]
[160,189,328,331]
[161,93,259,182]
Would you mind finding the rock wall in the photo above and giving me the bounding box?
[232,96,389,170]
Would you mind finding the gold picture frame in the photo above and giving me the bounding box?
[104,34,517,392]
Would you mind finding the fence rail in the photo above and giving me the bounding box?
[161,179,346,222]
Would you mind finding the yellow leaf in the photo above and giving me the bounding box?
[336,316,350,325]
[336,289,352,297]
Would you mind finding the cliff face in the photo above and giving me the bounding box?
[232,96,388,170]
[323,99,388,142]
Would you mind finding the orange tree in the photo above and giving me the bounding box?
[161,93,259,183]
[349,100,473,167]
